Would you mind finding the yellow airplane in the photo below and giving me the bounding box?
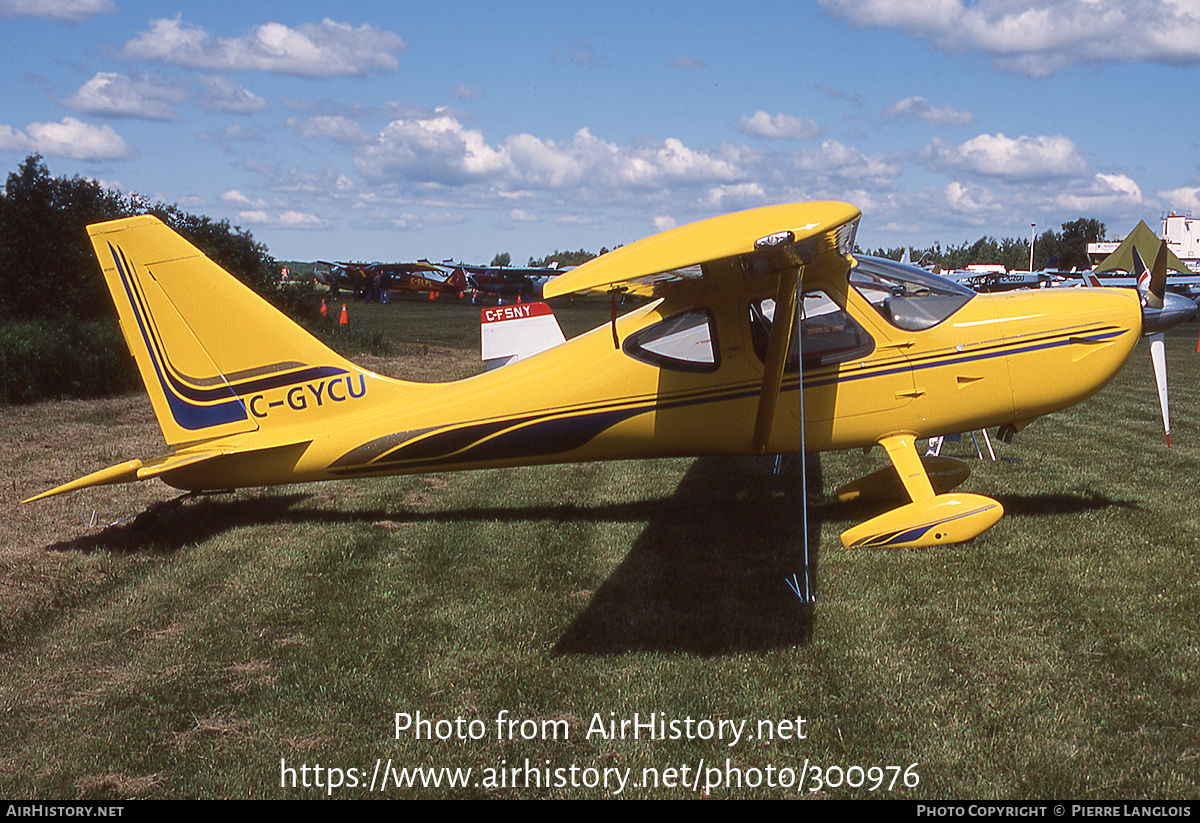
[24,202,1170,551]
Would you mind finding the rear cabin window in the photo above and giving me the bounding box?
[623,309,719,372]
[748,289,874,370]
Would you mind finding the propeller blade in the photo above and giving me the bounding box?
[1151,239,1169,306]
[1149,332,1170,446]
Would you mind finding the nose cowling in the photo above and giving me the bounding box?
[1000,288,1142,424]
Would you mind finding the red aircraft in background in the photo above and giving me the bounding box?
[318,260,468,300]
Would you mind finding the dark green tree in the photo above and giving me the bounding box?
[863,217,1105,273]
[0,155,131,320]
[0,155,316,403]
[0,155,290,322]
[1057,218,1106,271]
[489,252,512,267]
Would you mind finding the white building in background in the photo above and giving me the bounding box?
[1162,214,1200,271]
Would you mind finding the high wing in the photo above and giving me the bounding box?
[366,261,466,295]
[544,202,860,300]
[551,202,861,464]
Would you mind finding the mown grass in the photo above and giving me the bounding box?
[1,312,1198,798]
[327,293,622,350]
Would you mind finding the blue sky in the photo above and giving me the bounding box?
[4,0,1200,265]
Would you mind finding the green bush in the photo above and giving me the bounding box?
[0,314,395,406]
[0,318,139,404]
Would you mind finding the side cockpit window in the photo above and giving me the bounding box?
[748,289,874,370]
[623,309,719,372]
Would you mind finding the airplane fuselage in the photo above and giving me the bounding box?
[159,270,1141,493]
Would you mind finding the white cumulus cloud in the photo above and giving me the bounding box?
[123,16,406,78]
[704,182,766,208]
[64,72,188,121]
[943,181,1005,221]
[355,115,745,196]
[195,75,268,114]
[883,96,974,127]
[236,210,327,229]
[357,115,512,185]
[820,0,1200,74]
[0,0,114,21]
[792,140,902,186]
[0,117,133,160]
[738,110,823,140]
[1054,173,1148,213]
[919,133,1087,180]
[220,189,268,209]
[1160,185,1200,213]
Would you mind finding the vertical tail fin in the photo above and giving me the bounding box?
[89,215,364,448]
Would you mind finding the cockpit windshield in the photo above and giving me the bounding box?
[850,255,975,331]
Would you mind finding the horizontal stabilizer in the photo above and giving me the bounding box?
[21,450,226,503]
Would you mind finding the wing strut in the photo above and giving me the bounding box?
[753,265,816,604]
[752,267,799,454]
[795,278,815,604]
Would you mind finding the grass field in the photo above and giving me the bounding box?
[1,298,1199,799]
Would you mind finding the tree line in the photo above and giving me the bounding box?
[865,218,1107,273]
[485,249,607,268]
[0,154,284,324]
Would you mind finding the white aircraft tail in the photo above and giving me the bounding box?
[480,302,566,370]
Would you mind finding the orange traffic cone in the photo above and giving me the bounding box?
[340,304,348,326]
[429,291,436,301]
[320,300,327,318]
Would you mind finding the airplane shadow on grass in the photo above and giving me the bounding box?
[45,457,1141,655]
[993,490,1142,517]
[553,455,822,656]
[47,456,825,654]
